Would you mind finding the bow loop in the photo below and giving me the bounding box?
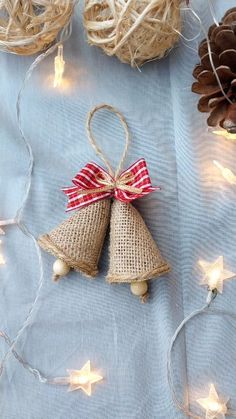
[62,159,159,212]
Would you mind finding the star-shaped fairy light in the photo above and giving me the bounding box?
[197,384,229,419]
[199,256,236,293]
[67,361,103,395]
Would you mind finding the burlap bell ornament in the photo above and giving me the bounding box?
[38,104,170,301]
[192,8,236,134]
[38,199,110,280]
[86,104,170,301]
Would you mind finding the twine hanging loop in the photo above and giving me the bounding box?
[63,104,159,211]
[86,103,131,178]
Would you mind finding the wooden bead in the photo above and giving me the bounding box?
[130,281,148,296]
[53,259,70,279]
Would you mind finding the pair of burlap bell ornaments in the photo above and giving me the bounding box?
[38,104,170,302]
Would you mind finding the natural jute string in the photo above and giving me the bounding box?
[78,171,143,196]
[86,104,131,178]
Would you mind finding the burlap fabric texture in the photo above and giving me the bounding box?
[107,200,170,283]
[38,199,111,278]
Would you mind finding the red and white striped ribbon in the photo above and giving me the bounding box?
[62,158,159,212]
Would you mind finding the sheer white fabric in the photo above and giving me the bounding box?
[0,1,236,418]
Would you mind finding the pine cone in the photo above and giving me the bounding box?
[192,8,236,133]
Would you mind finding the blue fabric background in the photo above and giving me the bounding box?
[1,1,236,418]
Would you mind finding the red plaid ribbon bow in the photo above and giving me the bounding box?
[62,158,159,212]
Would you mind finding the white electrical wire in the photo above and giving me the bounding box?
[167,290,236,418]
[180,2,234,106]
[0,19,73,378]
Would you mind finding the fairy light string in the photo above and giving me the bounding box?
[167,4,236,417]
[167,291,236,418]
[0,17,74,378]
[0,2,104,395]
[0,0,235,407]
[179,1,233,107]
[199,10,233,108]
[208,0,219,27]
[168,256,236,417]
[0,3,104,395]
[0,331,103,395]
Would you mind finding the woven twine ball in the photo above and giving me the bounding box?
[0,0,74,55]
[83,0,182,67]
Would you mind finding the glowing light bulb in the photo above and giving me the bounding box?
[0,240,5,265]
[197,384,228,419]
[54,44,65,88]
[208,267,221,289]
[208,400,222,412]
[75,374,89,385]
[199,256,236,293]
[213,161,236,185]
[67,361,103,395]
[0,218,16,235]
[213,129,236,141]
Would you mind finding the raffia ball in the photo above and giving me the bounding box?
[0,1,74,55]
[83,0,182,67]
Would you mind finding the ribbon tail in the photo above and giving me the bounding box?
[62,185,80,196]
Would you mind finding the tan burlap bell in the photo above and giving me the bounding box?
[38,199,110,278]
[107,200,170,283]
